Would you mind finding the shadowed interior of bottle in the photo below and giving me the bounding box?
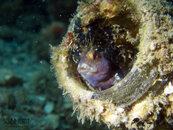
[67,6,141,90]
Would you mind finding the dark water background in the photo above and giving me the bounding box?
[0,0,107,129]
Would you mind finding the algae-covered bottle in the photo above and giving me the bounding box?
[51,0,173,129]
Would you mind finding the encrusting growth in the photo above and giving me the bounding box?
[51,0,173,129]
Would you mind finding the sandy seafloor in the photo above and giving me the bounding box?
[0,0,107,129]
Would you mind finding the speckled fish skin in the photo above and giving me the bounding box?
[77,51,115,90]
